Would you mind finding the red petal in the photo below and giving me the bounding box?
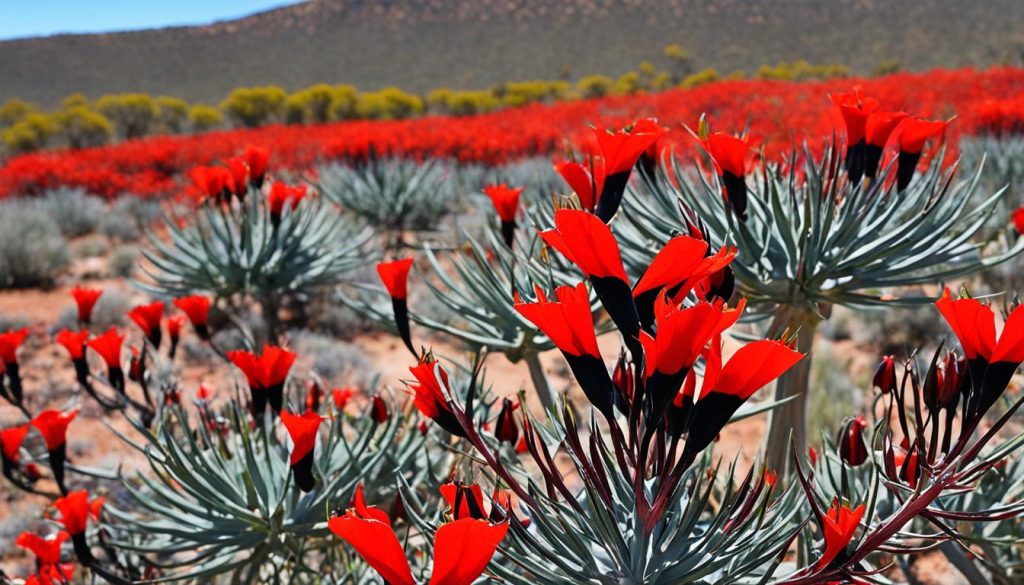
[329,514,414,585]
[428,519,508,585]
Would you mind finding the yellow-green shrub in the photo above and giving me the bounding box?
[220,86,287,128]
[156,96,190,134]
[96,93,159,139]
[355,87,424,120]
[576,75,615,98]
[0,98,38,127]
[681,68,720,88]
[188,105,222,132]
[54,107,114,149]
[328,85,359,121]
[1,113,56,153]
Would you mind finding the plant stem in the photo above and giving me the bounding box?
[939,541,991,585]
[764,307,819,476]
[524,351,558,414]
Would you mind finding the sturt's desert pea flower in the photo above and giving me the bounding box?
[935,286,1024,420]
[838,416,869,467]
[630,234,735,330]
[831,89,880,184]
[554,159,603,213]
[329,484,508,585]
[682,337,803,461]
[190,165,235,202]
[173,295,212,340]
[56,330,91,390]
[863,110,908,179]
[702,132,752,219]
[279,410,322,492]
[514,282,614,415]
[377,258,416,357]
[128,301,164,349]
[483,183,523,247]
[440,482,488,520]
[815,498,865,570]
[408,356,465,437]
[166,315,185,359]
[53,490,104,563]
[31,409,79,494]
[493,398,520,446]
[640,299,745,426]
[244,144,270,187]
[16,530,70,568]
[896,117,948,191]
[1014,207,1024,235]
[69,286,103,325]
[225,156,250,197]
[370,395,389,423]
[87,328,126,394]
[872,355,896,394]
[267,182,307,227]
[590,118,665,222]
[540,209,639,342]
[1,424,29,477]
[227,344,297,417]
[332,387,355,411]
[0,328,29,404]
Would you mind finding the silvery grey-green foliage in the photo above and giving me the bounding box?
[104,399,443,583]
[0,198,69,289]
[620,145,1024,314]
[35,186,106,237]
[319,157,454,243]
[139,189,370,301]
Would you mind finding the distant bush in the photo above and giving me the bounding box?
[188,104,222,132]
[355,87,424,120]
[96,93,160,139]
[755,60,849,81]
[1,112,57,153]
[220,86,288,127]
[873,59,903,76]
[108,244,138,278]
[37,187,106,237]
[53,106,114,149]
[156,95,190,133]
[429,89,501,116]
[100,196,162,241]
[576,75,615,98]
[0,199,69,289]
[328,84,360,121]
[681,68,720,88]
[286,84,337,124]
[0,98,37,127]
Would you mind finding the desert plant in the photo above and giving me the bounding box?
[220,86,288,128]
[620,111,1024,472]
[96,93,160,139]
[0,199,69,288]
[36,187,106,237]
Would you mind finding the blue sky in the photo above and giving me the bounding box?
[1,1,301,40]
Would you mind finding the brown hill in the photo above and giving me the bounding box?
[2,0,1023,106]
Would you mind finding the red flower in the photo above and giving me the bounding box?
[227,344,297,390]
[174,295,212,336]
[190,166,234,201]
[594,118,665,175]
[702,132,751,219]
[409,356,464,437]
[377,258,414,300]
[684,337,803,458]
[166,315,185,341]
[329,487,415,585]
[1014,207,1024,235]
[816,499,865,569]
[332,387,355,411]
[482,184,522,223]
[53,490,94,535]
[225,156,249,196]
[897,118,948,154]
[831,89,880,146]
[554,160,602,212]
[228,344,297,415]
[1,424,29,464]
[440,482,487,520]
[128,301,165,347]
[55,329,90,361]
[370,395,389,423]
[493,398,520,446]
[515,283,598,359]
[541,209,628,282]
[872,355,896,394]
[16,531,69,566]
[86,327,124,368]
[838,416,869,467]
[267,182,307,218]
[244,145,270,185]
[31,409,79,451]
[0,328,29,364]
[279,410,322,465]
[69,286,102,324]
[633,235,736,327]
[329,486,507,585]
[864,111,908,148]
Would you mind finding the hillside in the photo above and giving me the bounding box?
[2,0,1023,106]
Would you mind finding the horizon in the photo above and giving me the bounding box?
[0,0,303,41]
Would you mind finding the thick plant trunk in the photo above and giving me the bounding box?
[763,307,820,476]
